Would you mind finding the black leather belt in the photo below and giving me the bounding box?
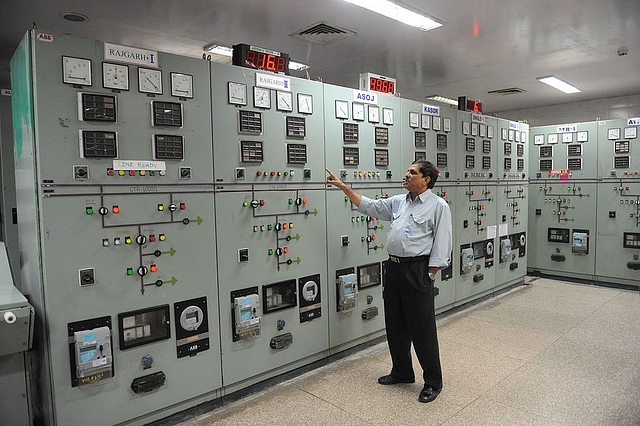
[389,255,429,264]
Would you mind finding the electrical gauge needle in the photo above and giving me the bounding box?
[146,77,158,90]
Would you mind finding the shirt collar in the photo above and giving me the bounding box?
[406,188,433,203]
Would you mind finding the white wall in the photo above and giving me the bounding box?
[497,93,640,127]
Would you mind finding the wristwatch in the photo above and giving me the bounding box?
[428,272,436,281]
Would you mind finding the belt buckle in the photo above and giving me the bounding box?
[390,256,400,263]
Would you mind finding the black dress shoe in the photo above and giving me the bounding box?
[418,386,441,403]
[377,374,415,385]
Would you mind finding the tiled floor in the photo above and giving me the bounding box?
[173,278,640,426]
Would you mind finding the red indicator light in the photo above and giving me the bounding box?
[150,265,157,273]
[180,203,186,210]
[112,206,120,214]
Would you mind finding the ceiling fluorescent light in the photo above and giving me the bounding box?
[203,44,233,56]
[289,61,309,71]
[537,76,581,94]
[343,0,442,31]
[426,95,458,106]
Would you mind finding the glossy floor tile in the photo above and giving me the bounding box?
[171,278,640,426]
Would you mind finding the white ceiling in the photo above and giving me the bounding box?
[1,0,639,114]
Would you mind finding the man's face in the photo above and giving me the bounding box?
[403,163,430,193]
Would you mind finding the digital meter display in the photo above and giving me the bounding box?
[232,43,290,75]
[458,96,483,113]
[359,72,397,95]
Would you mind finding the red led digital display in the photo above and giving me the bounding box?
[458,96,483,113]
[467,99,483,113]
[369,77,395,94]
[245,50,287,74]
[232,44,290,75]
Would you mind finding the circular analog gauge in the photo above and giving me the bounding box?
[62,56,92,86]
[102,63,129,90]
[253,87,270,108]
[335,100,349,119]
[368,105,379,123]
[276,91,293,111]
[171,72,194,98]
[382,107,394,125]
[352,103,365,121]
[138,68,162,94]
[297,93,313,114]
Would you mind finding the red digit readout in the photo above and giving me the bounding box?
[245,50,287,73]
[369,77,394,94]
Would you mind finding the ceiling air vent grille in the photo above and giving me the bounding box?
[290,22,357,45]
[487,88,527,96]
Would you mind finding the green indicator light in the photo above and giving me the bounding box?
[289,199,294,204]
[361,237,366,242]
[243,201,249,207]
[375,195,380,200]
[614,187,618,191]
[268,249,273,255]
[631,214,635,218]
[125,237,132,244]
[284,172,289,176]
[85,207,93,215]
[158,204,164,211]
[539,187,543,191]
[361,216,365,221]
[126,268,133,276]
[267,224,273,230]
[567,187,571,191]
[150,171,156,176]
[345,197,349,202]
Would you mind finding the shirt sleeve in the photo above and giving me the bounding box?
[429,200,453,269]
[356,195,394,222]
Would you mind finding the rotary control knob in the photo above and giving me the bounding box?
[169,203,177,212]
[275,248,283,256]
[137,266,149,277]
[136,235,147,245]
[275,223,283,231]
[250,200,259,208]
[486,241,494,256]
[98,207,109,216]
[295,198,303,206]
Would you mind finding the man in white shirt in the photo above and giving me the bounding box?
[326,160,452,403]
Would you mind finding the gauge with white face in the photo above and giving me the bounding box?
[382,107,394,125]
[276,91,293,111]
[63,56,92,86]
[138,68,162,94]
[335,100,348,119]
[253,87,270,108]
[368,105,379,123]
[102,63,129,90]
[297,93,313,114]
[228,82,247,105]
[171,72,194,98]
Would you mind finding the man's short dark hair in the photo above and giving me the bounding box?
[412,159,438,189]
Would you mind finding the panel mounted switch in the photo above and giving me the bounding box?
[78,268,95,286]
[238,248,249,262]
[179,166,191,179]
[131,371,166,393]
[341,235,350,247]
